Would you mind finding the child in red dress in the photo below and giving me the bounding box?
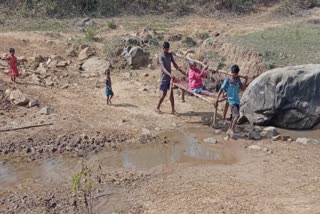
[6,48,19,88]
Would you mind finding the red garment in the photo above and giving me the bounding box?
[7,54,19,78]
[188,68,207,89]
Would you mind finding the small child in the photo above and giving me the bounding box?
[215,65,248,137]
[188,60,208,94]
[105,69,114,105]
[6,48,19,88]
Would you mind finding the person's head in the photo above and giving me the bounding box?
[163,41,170,53]
[189,60,196,69]
[231,64,240,79]
[9,48,15,55]
[105,69,111,77]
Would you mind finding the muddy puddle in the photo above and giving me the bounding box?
[0,130,236,192]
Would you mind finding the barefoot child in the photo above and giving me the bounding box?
[105,69,114,104]
[6,48,19,88]
[188,60,208,94]
[156,41,186,114]
[215,65,248,137]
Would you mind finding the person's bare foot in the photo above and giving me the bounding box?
[155,108,162,114]
[171,110,179,116]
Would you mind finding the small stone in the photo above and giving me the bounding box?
[139,88,148,92]
[262,147,269,152]
[9,90,29,106]
[45,79,54,86]
[281,136,290,141]
[39,107,53,115]
[261,127,279,139]
[172,123,177,127]
[248,145,262,151]
[248,131,262,140]
[215,130,222,134]
[28,99,39,108]
[155,127,161,131]
[5,89,11,96]
[79,47,95,61]
[56,61,69,67]
[272,135,281,141]
[144,73,149,77]
[224,136,230,141]
[141,128,151,136]
[50,54,65,61]
[296,137,320,145]
[288,138,293,143]
[61,84,69,89]
[203,138,217,144]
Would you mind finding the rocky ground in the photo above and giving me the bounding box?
[1,10,320,214]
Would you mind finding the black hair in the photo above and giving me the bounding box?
[163,41,170,49]
[231,64,240,73]
[9,48,15,53]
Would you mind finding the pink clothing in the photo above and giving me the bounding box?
[188,68,207,89]
[7,54,19,78]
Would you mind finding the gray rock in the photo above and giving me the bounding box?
[28,99,39,108]
[45,79,54,86]
[203,138,217,144]
[248,145,262,151]
[56,61,69,67]
[296,137,320,145]
[39,107,54,115]
[50,55,65,61]
[272,135,281,141]
[31,73,41,84]
[124,46,149,69]
[281,135,291,141]
[79,47,95,61]
[244,126,262,140]
[261,127,279,138]
[35,63,47,74]
[241,65,320,130]
[81,57,110,74]
[61,84,69,89]
[9,90,29,106]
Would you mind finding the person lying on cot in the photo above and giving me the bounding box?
[188,60,208,94]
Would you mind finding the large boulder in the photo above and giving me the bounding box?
[241,64,320,130]
[81,57,110,74]
[124,46,149,69]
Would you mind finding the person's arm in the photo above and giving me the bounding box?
[215,79,227,107]
[240,76,248,91]
[171,55,187,76]
[200,66,208,78]
[159,55,172,77]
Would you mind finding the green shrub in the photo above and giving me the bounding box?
[83,27,96,41]
[108,20,117,29]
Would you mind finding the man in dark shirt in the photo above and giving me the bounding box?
[156,41,186,114]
